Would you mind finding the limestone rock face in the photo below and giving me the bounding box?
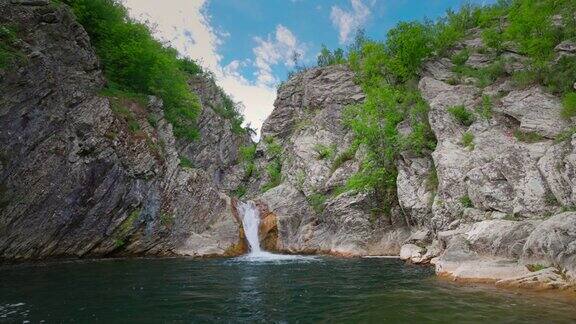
[401,33,576,289]
[255,66,408,255]
[498,87,570,138]
[0,2,245,259]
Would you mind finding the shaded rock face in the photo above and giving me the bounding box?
[0,2,244,259]
[179,75,252,190]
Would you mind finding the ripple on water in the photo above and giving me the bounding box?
[0,257,575,323]
[227,251,320,264]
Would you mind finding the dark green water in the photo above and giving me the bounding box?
[0,256,575,323]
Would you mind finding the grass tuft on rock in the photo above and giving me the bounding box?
[561,92,576,120]
[448,105,475,126]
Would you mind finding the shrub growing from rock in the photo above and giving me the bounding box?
[448,105,475,126]
[561,92,576,119]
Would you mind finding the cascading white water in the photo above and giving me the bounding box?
[236,201,263,255]
[236,201,316,262]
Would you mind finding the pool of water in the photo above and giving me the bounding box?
[0,256,575,323]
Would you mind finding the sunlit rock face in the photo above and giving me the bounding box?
[251,27,576,290]
[0,2,246,259]
[402,31,576,289]
[250,65,410,256]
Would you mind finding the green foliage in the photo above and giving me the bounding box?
[561,92,576,119]
[244,162,257,178]
[526,264,549,272]
[504,0,570,65]
[179,156,193,169]
[477,60,506,87]
[544,192,559,206]
[512,69,539,88]
[503,213,521,221]
[115,208,140,248]
[239,144,257,162]
[317,44,346,67]
[478,94,493,119]
[453,60,506,87]
[561,205,576,213]
[306,192,326,214]
[332,145,357,171]
[264,137,282,158]
[481,27,505,51]
[555,126,576,143]
[147,115,158,128]
[261,159,282,193]
[448,105,475,126]
[314,144,335,160]
[63,0,201,140]
[305,0,576,218]
[543,56,576,95]
[514,129,544,143]
[239,144,258,178]
[178,57,202,75]
[211,86,249,135]
[307,192,327,214]
[261,137,282,192]
[231,186,247,198]
[451,49,470,66]
[459,195,473,208]
[0,25,22,69]
[385,21,434,81]
[460,131,475,150]
[425,167,439,192]
[128,119,140,132]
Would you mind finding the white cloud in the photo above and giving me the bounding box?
[253,25,306,86]
[122,0,279,136]
[330,0,371,44]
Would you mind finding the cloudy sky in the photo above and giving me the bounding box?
[123,0,492,135]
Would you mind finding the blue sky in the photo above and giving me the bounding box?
[124,0,494,135]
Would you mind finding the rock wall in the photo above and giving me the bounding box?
[400,30,576,289]
[0,1,247,259]
[252,29,576,290]
[179,75,252,189]
[251,65,410,256]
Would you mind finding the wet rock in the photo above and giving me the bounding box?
[496,267,574,290]
[400,244,425,262]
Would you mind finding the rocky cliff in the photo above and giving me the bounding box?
[250,31,576,290]
[244,66,409,255]
[0,1,249,259]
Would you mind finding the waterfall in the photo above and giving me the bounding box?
[237,201,263,255]
[236,200,316,262]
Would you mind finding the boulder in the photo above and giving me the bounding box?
[400,244,425,262]
[522,212,576,278]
